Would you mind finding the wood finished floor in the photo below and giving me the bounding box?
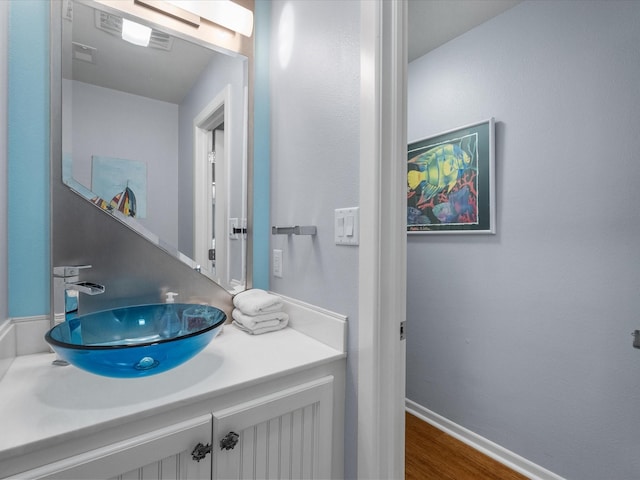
[405,412,529,480]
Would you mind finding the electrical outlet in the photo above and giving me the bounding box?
[273,249,283,278]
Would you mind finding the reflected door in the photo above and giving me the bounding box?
[211,128,225,276]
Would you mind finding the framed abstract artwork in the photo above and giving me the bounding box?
[407,118,495,234]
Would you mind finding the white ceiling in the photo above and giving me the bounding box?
[68,2,224,104]
[408,0,521,62]
[70,1,522,102]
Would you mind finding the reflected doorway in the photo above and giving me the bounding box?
[194,87,230,287]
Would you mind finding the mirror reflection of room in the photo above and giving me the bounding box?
[61,0,247,292]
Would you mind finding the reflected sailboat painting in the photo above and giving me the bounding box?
[109,184,137,217]
[90,183,137,217]
[91,155,147,218]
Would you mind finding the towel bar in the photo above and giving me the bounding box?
[271,226,317,236]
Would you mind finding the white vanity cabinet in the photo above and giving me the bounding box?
[0,309,347,480]
[10,415,213,480]
[4,375,338,480]
[212,376,334,480]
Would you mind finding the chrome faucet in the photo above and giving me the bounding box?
[52,265,105,326]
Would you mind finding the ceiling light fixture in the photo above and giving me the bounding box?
[164,0,254,37]
[121,18,152,47]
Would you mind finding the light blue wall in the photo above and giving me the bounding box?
[8,0,50,317]
[0,1,8,322]
[406,2,640,479]
[252,0,270,290]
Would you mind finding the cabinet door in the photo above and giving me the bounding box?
[212,376,334,480]
[12,415,212,480]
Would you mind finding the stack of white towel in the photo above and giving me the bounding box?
[232,289,289,335]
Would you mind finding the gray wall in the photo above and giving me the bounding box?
[267,1,360,478]
[406,2,640,479]
[0,0,7,323]
[67,80,179,247]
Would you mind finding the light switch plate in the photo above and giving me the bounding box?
[335,207,359,245]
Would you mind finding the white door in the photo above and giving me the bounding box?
[212,377,334,480]
[12,415,212,480]
[210,128,226,276]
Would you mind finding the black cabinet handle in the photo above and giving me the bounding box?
[191,443,212,462]
[220,431,240,450]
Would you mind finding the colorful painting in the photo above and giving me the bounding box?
[91,156,147,218]
[407,118,495,234]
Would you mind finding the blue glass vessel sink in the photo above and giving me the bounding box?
[45,303,226,378]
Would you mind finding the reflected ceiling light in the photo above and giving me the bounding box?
[96,11,174,51]
[122,18,152,47]
[165,0,254,37]
[278,3,294,69]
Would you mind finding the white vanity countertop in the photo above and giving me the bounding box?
[0,325,345,463]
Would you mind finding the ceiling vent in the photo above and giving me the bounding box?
[94,10,174,51]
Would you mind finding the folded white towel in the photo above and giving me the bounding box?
[233,289,283,315]
[232,309,289,330]
[232,318,289,335]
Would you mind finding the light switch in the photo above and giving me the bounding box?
[345,215,354,236]
[336,216,345,236]
[335,207,359,245]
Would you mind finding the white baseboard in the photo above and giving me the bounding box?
[405,399,565,480]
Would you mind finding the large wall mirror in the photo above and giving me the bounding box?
[60,0,251,293]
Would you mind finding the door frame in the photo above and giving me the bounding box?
[358,1,407,478]
[193,85,231,286]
